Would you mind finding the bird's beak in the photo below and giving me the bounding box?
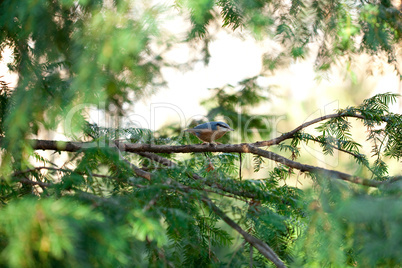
[228,128,234,131]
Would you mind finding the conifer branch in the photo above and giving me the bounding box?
[132,151,290,203]
[202,195,287,268]
[113,142,152,181]
[30,139,386,187]
[252,112,365,147]
[246,145,382,187]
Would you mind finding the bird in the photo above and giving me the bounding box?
[184,121,234,144]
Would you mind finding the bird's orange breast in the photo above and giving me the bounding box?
[192,129,227,142]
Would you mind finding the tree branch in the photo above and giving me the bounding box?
[15,177,51,188]
[132,150,291,203]
[170,177,287,267]
[201,195,287,268]
[113,142,152,181]
[246,145,382,187]
[251,113,365,147]
[30,139,385,187]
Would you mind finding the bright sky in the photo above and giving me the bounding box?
[130,39,401,132]
[0,48,18,88]
[130,30,266,131]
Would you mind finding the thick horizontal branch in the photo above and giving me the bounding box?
[29,112,365,151]
[29,139,385,187]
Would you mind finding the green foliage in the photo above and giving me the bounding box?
[186,0,216,39]
[285,93,401,181]
[0,198,133,268]
[0,0,401,267]
[217,0,243,30]
[0,0,166,174]
[84,123,154,143]
[293,179,402,267]
[213,0,401,70]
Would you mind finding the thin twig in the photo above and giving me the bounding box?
[239,153,242,180]
[250,244,253,268]
[15,177,51,188]
[13,166,112,179]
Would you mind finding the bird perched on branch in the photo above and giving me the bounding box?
[184,121,234,144]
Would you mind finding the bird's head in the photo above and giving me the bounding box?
[214,122,234,132]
